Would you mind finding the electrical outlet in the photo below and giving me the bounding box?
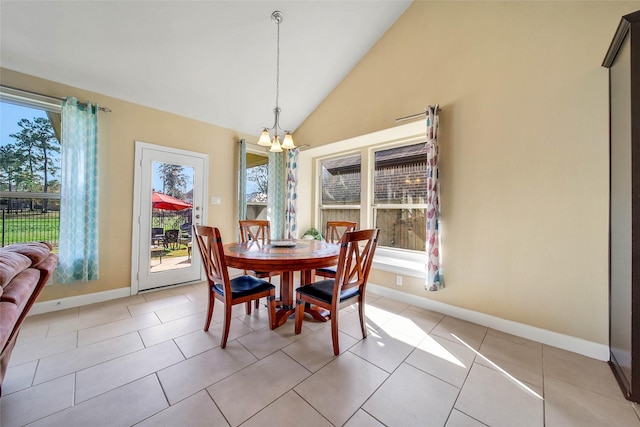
[396,275,403,286]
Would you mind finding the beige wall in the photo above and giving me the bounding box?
[295,1,640,345]
[3,1,639,346]
[0,68,252,302]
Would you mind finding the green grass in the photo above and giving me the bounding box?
[1,213,60,246]
[150,246,190,259]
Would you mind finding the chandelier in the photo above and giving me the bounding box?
[257,10,296,152]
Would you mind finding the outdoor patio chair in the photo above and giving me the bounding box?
[151,227,164,246]
[180,222,192,238]
[163,229,179,250]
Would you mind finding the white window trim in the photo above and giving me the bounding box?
[0,86,61,112]
[373,247,427,279]
[303,120,428,278]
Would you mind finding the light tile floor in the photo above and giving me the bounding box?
[2,281,640,426]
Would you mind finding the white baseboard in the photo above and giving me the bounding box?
[29,287,132,316]
[28,283,609,361]
[368,283,610,361]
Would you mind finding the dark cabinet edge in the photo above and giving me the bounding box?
[603,10,640,68]
[606,8,640,403]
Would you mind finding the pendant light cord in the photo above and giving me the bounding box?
[258,10,295,151]
[275,16,280,111]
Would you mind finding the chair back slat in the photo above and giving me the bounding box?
[194,225,230,294]
[325,221,357,244]
[334,229,379,293]
[239,220,271,243]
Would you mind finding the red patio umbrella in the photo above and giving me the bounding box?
[152,192,192,211]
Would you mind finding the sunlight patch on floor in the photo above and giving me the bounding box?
[418,334,467,368]
[450,333,544,401]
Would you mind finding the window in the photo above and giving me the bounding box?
[309,121,429,277]
[373,143,428,251]
[246,152,268,220]
[316,142,427,252]
[319,153,361,230]
[0,89,62,248]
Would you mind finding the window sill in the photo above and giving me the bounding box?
[372,248,426,279]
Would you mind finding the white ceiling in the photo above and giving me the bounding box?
[0,1,411,138]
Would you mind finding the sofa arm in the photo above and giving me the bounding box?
[34,254,58,286]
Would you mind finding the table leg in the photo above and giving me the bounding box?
[300,269,313,286]
[274,271,295,328]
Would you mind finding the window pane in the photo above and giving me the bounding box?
[320,208,361,231]
[321,154,361,205]
[246,160,268,220]
[0,101,61,249]
[375,208,426,251]
[374,143,428,205]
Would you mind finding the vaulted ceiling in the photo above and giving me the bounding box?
[1,1,412,138]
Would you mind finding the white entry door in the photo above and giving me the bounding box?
[132,141,208,293]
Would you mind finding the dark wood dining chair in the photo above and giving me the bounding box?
[315,221,357,279]
[239,220,281,308]
[294,228,379,355]
[239,220,271,243]
[193,225,276,348]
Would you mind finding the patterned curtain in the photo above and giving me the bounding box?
[268,151,285,240]
[285,148,299,239]
[238,139,247,228]
[56,98,99,283]
[426,105,442,291]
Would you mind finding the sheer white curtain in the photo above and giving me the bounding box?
[56,97,99,283]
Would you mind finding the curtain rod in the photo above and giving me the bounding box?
[395,105,441,122]
[0,84,112,112]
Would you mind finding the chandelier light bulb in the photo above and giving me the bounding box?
[281,132,295,149]
[258,129,272,146]
[270,135,283,152]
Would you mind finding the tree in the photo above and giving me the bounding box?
[0,143,25,192]
[8,117,61,211]
[9,117,60,194]
[247,164,268,197]
[158,163,188,199]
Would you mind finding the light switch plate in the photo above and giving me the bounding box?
[210,196,221,205]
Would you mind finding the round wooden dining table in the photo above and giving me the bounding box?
[224,239,340,328]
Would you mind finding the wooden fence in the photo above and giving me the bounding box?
[320,208,426,251]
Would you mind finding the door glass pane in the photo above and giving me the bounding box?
[149,161,194,272]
